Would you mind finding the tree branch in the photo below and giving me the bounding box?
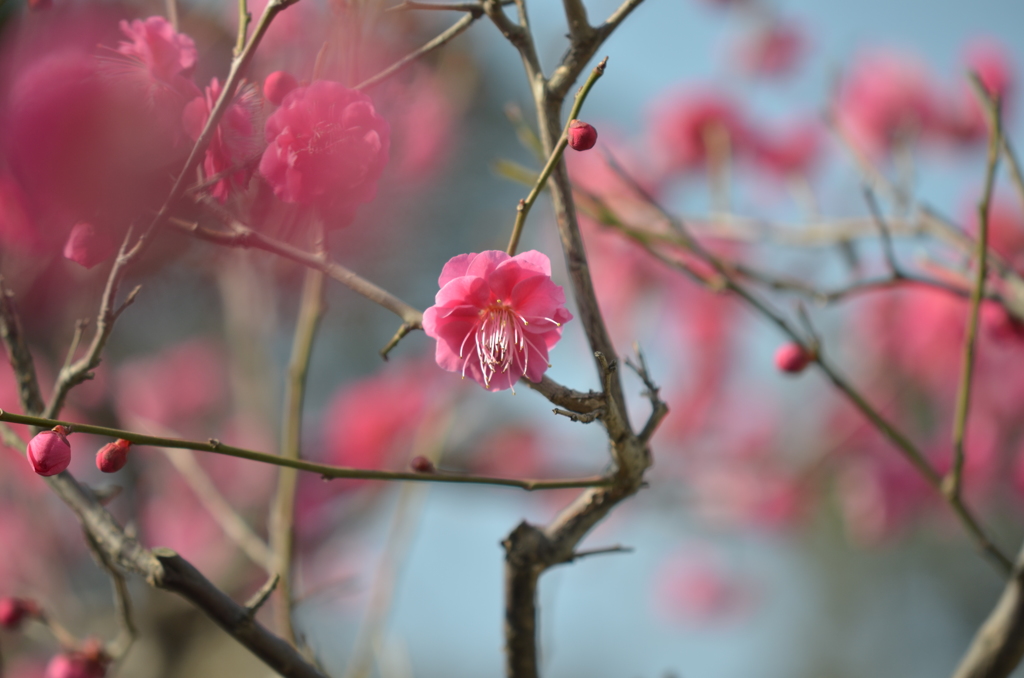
[271,258,326,645]
[0,410,611,491]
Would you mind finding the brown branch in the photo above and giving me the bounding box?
[951,543,1024,678]
[548,0,647,99]
[497,8,656,674]
[0,277,46,416]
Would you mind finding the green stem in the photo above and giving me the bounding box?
[949,76,1003,500]
[0,410,610,491]
[270,263,325,645]
[506,56,608,256]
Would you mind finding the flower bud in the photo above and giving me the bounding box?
[27,426,71,476]
[45,651,107,678]
[0,597,38,629]
[409,455,435,473]
[567,119,598,151]
[263,71,298,106]
[95,439,131,473]
[774,342,812,374]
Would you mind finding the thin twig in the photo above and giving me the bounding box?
[354,11,482,91]
[863,187,902,276]
[947,76,1003,500]
[506,56,608,256]
[83,531,135,660]
[46,229,141,420]
[173,215,422,327]
[271,251,326,645]
[245,574,281,615]
[234,0,252,57]
[0,410,612,491]
[556,544,632,565]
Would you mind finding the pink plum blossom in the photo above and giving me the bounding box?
[259,80,390,227]
[423,251,573,392]
[182,79,262,202]
[63,222,116,269]
[116,16,197,86]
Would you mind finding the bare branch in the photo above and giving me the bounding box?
[0,277,46,416]
[549,0,647,99]
[46,231,140,420]
[951,544,1024,678]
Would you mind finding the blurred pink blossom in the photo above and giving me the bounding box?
[652,548,752,623]
[116,16,196,84]
[260,80,390,227]
[650,88,749,173]
[183,79,263,202]
[63,222,116,269]
[423,251,573,392]
[938,38,1015,144]
[114,339,228,436]
[835,50,940,157]
[321,362,433,473]
[749,119,822,178]
[732,22,805,78]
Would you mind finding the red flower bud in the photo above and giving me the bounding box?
[96,439,131,473]
[27,426,71,476]
[45,651,107,678]
[0,597,38,629]
[410,456,435,473]
[774,342,812,374]
[263,71,298,106]
[567,119,598,151]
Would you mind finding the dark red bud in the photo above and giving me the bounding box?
[96,439,131,473]
[567,119,598,151]
[44,651,107,678]
[774,342,812,374]
[27,427,71,476]
[264,71,298,107]
[0,597,38,629]
[410,456,435,473]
